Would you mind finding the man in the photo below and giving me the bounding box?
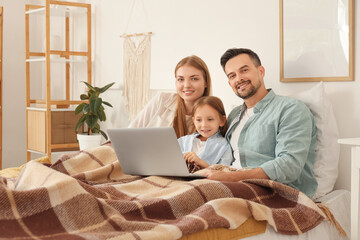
[197,48,318,198]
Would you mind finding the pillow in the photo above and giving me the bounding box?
[290,82,340,200]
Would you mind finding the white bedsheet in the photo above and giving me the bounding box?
[244,189,350,240]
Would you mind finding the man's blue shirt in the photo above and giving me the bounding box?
[226,90,318,198]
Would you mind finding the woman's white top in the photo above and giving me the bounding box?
[129,92,194,133]
[129,92,177,128]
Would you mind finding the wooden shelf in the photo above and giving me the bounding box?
[27,108,81,153]
[25,0,91,162]
[25,5,87,17]
[26,57,87,63]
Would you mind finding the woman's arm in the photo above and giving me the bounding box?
[129,92,173,128]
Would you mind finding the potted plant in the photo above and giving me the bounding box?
[75,81,115,150]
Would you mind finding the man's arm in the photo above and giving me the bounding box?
[260,101,316,184]
[196,167,269,182]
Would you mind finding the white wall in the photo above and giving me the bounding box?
[1,0,27,169]
[1,0,359,192]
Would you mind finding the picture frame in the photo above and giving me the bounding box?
[280,0,354,82]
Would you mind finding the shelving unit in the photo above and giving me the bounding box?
[0,7,3,169]
[25,0,91,162]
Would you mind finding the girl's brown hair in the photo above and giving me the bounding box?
[172,55,212,138]
[192,96,228,137]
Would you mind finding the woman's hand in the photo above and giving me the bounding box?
[184,152,210,169]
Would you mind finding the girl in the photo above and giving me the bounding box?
[178,96,234,170]
[129,55,212,138]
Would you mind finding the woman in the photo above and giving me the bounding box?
[129,55,212,138]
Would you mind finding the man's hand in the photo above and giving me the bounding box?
[195,169,241,181]
[196,167,269,182]
[184,152,210,168]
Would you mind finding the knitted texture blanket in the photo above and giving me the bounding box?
[0,146,328,239]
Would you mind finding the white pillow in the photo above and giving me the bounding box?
[290,82,340,200]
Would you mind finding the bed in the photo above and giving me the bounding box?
[0,82,350,239]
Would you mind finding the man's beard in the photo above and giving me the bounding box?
[235,80,261,99]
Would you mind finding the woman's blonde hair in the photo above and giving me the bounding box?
[192,96,228,137]
[172,55,212,138]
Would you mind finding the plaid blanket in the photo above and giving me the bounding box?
[0,145,328,239]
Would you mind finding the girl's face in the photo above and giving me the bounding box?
[192,104,226,141]
[175,65,207,104]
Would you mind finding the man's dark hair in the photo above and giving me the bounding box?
[220,48,262,71]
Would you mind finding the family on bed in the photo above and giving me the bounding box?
[129,48,317,199]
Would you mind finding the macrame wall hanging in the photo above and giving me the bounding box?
[120,0,153,121]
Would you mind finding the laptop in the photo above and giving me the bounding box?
[107,127,206,179]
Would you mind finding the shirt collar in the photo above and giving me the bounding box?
[252,89,276,113]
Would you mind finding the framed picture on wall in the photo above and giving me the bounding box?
[280,0,354,82]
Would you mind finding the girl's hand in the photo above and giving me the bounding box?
[184,152,210,169]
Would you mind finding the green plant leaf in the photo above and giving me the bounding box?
[103,101,113,108]
[86,115,98,130]
[89,92,97,101]
[94,123,101,132]
[99,82,115,93]
[97,110,103,121]
[88,89,95,98]
[89,99,95,113]
[98,109,106,122]
[92,98,102,113]
[76,81,114,137]
[80,94,89,100]
[99,129,108,140]
[91,123,100,134]
[75,103,86,115]
[82,81,95,92]
[75,114,86,133]
[83,104,90,114]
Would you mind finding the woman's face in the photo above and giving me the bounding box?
[175,65,207,104]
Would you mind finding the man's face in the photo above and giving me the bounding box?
[224,54,265,100]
